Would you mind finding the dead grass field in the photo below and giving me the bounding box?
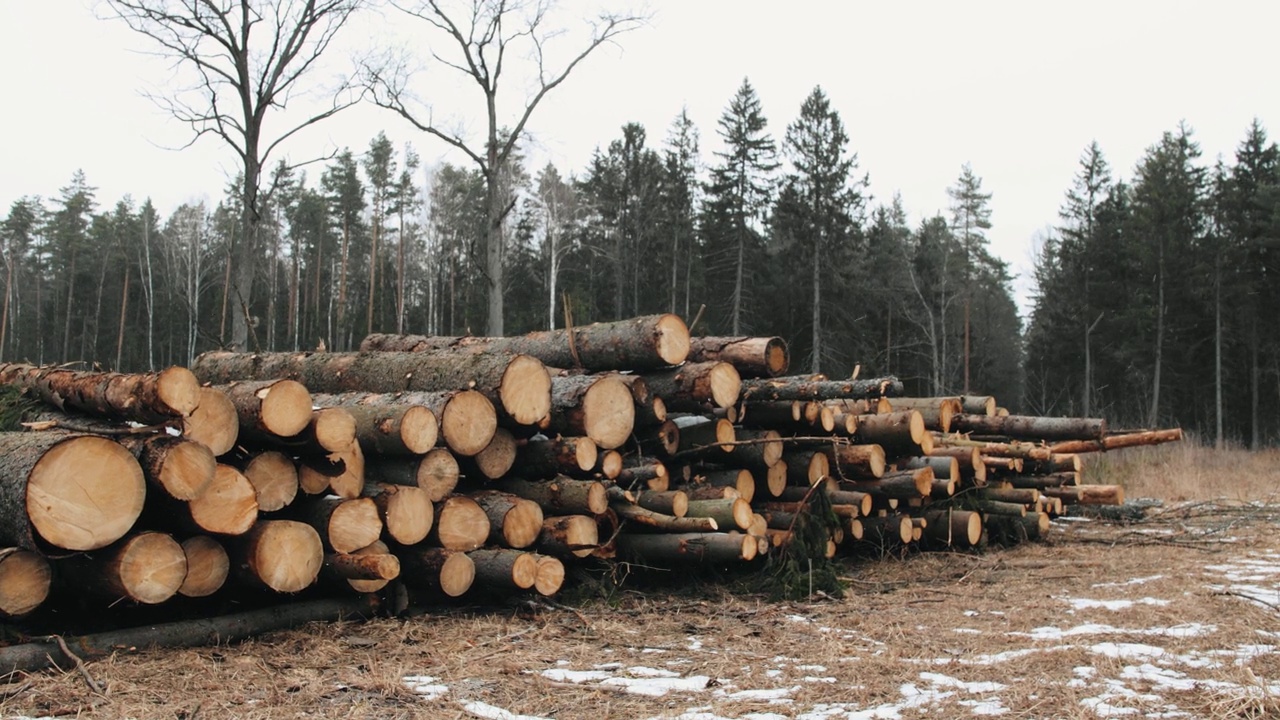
[3,442,1280,720]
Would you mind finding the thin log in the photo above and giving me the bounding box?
[119,434,216,502]
[783,450,829,486]
[597,450,623,479]
[366,448,459,502]
[533,555,564,596]
[674,416,735,455]
[518,436,598,477]
[1048,428,1184,454]
[467,548,537,591]
[740,375,904,402]
[926,446,987,484]
[323,550,401,582]
[537,515,599,558]
[1006,472,1078,490]
[643,361,741,410]
[178,535,229,598]
[471,490,545,549]
[692,468,755,503]
[615,458,668,491]
[977,487,1040,505]
[898,456,960,484]
[724,428,783,470]
[952,413,1107,442]
[0,363,199,422]
[932,433,1052,462]
[343,541,397,593]
[616,532,756,564]
[739,401,807,432]
[633,490,688,517]
[1043,484,1125,506]
[858,515,913,545]
[610,498,718,532]
[494,477,607,515]
[684,498,752,530]
[300,439,365,500]
[431,496,491,551]
[0,547,51,617]
[685,336,789,378]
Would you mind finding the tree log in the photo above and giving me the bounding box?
[931,433,1052,462]
[0,547,51,617]
[926,446,986,484]
[952,413,1107,442]
[741,375,903,402]
[596,450,623,479]
[858,515,913,545]
[0,432,146,552]
[739,401,807,432]
[1048,428,1183,454]
[692,468,755,503]
[636,419,680,458]
[921,509,982,547]
[431,496,491,551]
[298,440,365,499]
[823,444,886,480]
[977,487,1040,505]
[959,498,1027,517]
[674,416,735,455]
[545,374,635,450]
[395,547,474,597]
[685,336,788,378]
[182,386,238,456]
[310,392,439,455]
[537,515,599,558]
[462,428,519,481]
[855,411,928,453]
[615,458,668,491]
[363,482,433,546]
[494,477,607,515]
[366,448,458,502]
[323,549,401,582]
[633,490,688,517]
[533,554,564,596]
[362,314,690,370]
[754,461,789,498]
[217,379,313,439]
[317,389,495,457]
[616,532,756,564]
[610,500,718,532]
[724,428,783,469]
[684,498,752,530]
[171,464,258,536]
[643,361,741,410]
[841,468,933,499]
[466,548,538,591]
[1043,484,1125,505]
[296,497,383,554]
[784,450,829,486]
[471,490,545,549]
[178,535,229,598]
[1006,472,1078,489]
[898,456,960,484]
[341,541,398,593]
[0,363,199,422]
[234,450,298,512]
[119,434,216,502]
[57,531,187,604]
[518,436,598,477]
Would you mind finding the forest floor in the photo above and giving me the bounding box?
[3,443,1280,720]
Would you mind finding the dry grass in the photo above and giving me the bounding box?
[4,443,1280,718]
[1087,437,1280,503]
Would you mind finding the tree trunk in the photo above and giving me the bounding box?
[494,477,607,515]
[644,361,741,410]
[921,509,982,548]
[840,467,932,499]
[115,265,130,370]
[366,448,459,502]
[952,413,1106,442]
[823,444,886,479]
[783,449,829,486]
[617,531,756,564]
[217,379,313,439]
[471,490,544,549]
[118,434,216,502]
[177,535,229,598]
[615,458,669,492]
[740,375,904,402]
[311,393,439,456]
[57,531,186,605]
[545,374,635,450]
[855,411,928,453]
[0,363,199,422]
[174,464,258,536]
[395,546,474,598]
[517,436,598,478]
[1042,484,1125,506]
[0,547,50,618]
[898,456,960,484]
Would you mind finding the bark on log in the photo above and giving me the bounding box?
[684,498,752,530]
[0,547,51,617]
[362,314,691,370]
[979,456,1025,474]
[616,532,756,564]
[518,436,598,477]
[960,498,1027,517]
[1043,484,1125,505]
[692,468,756,503]
[177,464,259,536]
[884,398,960,433]
[855,411,928,453]
[784,450,829,486]
[0,363,199,422]
[310,394,439,456]
[119,434,216,502]
[977,487,1040,505]
[921,509,983,547]
[363,482,433,546]
[340,541,398,593]
[533,554,564,596]
[930,434,1052,462]
[218,379,313,439]
[462,428,519,481]
[55,537,180,609]
[926,446,987,484]
[291,408,358,454]
[680,485,738,501]
[960,395,997,416]
[762,501,861,519]
[858,515,913,545]
[841,468,933,499]
[952,413,1107,442]
[674,416,735,455]
[823,444,887,480]
[986,512,1050,543]
[597,450,623,480]
[741,375,904,402]
[230,520,323,593]
[723,428,783,470]
[1023,453,1083,475]
[1048,428,1183,454]
[235,450,298,512]
[545,374,635,450]
[739,401,807,432]
[754,461,789,498]
[192,350,551,427]
[298,440,365,500]
[1006,472,1078,490]
[323,549,401,582]
[634,395,668,427]
[471,490,545,549]
[431,496,491,551]
[466,548,538,591]
[637,419,681,458]
[633,490,688,517]
[183,386,238,456]
[366,448,459,502]
[537,515,599,558]
[396,547,475,598]
[0,432,146,551]
[643,362,741,410]
[609,498,718,532]
[931,478,956,497]
[685,336,789,378]
[615,458,668,491]
[178,535,229,598]
[899,456,960,484]
[495,477,607,515]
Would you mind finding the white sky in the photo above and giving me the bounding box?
[2,1,1278,316]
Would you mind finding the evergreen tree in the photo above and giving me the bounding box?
[321,149,366,349]
[947,163,994,393]
[363,132,397,335]
[661,108,701,317]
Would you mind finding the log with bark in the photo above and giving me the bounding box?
[673,416,736,455]
[518,436,598,478]
[466,548,538,591]
[338,541,400,593]
[533,554,565,596]
[684,498,753,531]
[166,464,259,537]
[644,361,741,410]
[738,401,807,432]
[1006,472,1079,490]
[930,433,1052,462]
[0,547,51,617]
[925,446,987,484]
[366,448,459,502]
[317,389,496,457]
[545,374,635,450]
[362,314,691,370]
[58,531,188,605]
[632,489,688,517]
[0,363,200,423]
[685,336,789,378]
[921,509,983,547]
[323,548,401,586]
[471,490,545,549]
[615,457,668,491]
[293,497,382,555]
[637,419,681,458]
[951,413,1107,442]
[960,395,997,416]
[177,535,229,598]
[310,392,440,456]
[394,546,475,598]
[740,375,904,402]
[537,515,600,558]
[722,428,783,470]
[841,467,934,499]
[217,379,313,440]
[823,443,887,480]
[976,487,1040,505]
[884,397,961,433]
[1043,484,1125,505]
[783,449,829,486]
[230,520,324,593]
[183,386,239,456]
[119,434,216,502]
[855,411,930,453]
[616,532,757,564]
[899,456,960,484]
[1048,428,1183,454]
[691,468,756,503]
[494,477,608,515]
[363,482,433,546]
[461,428,519,480]
[192,350,552,427]
[858,515,913,545]
[430,496,491,551]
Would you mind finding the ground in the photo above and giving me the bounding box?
[2,444,1279,719]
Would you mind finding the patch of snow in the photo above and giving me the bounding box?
[959,698,1009,715]
[687,636,704,651]
[460,700,553,720]
[803,676,838,683]
[599,674,712,696]
[1066,598,1171,611]
[1089,642,1168,660]
[765,669,783,678]
[402,675,448,700]
[539,668,613,683]
[1093,575,1165,589]
[1014,623,1215,640]
[919,672,1006,694]
[786,614,813,623]
[714,686,799,701]
[625,666,682,678]
[796,664,827,672]
[953,628,983,635]
[964,610,980,617]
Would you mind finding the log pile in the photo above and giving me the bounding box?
[0,314,1182,633]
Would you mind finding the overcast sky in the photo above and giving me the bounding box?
[2,1,1278,316]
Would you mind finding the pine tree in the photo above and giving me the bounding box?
[321,150,366,349]
[948,164,993,393]
[363,132,397,336]
[661,109,700,317]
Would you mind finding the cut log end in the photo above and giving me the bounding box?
[178,536,229,598]
[117,532,188,605]
[399,406,439,454]
[27,435,146,551]
[156,438,217,501]
[258,379,313,438]
[500,355,552,425]
[441,390,498,457]
[654,313,692,366]
[157,366,202,417]
[185,387,238,456]
[348,541,397,593]
[242,520,323,593]
[540,515,599,559]
[473,428,518,480]
[709,363,742,409]
[0,548,51,617]
[327,498,383,554]
[190,465,260,536]
[576,440,599,473]
[503,498,545,549]
[439,552,476,597]
[242,451,299,513]
[434,496,491,551]
[583,376,636,450]
[378,484,433,546]
[311,408,357,453]
[534,555,565,596]
[413,449,461,502]
[763,338,789,376]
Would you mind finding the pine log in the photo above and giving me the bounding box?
[610,496,718,532]
[884,397,961,433]
[855,411,928,453]
[931,433,1052,462]
[292,408,358,454]
[960,395,997,416]
[1048,428,1184,454]
[119,434,216,502]
[363,482,433,546]
[518,436,598,477]
[537,515,599,558]
[685,336,789,378]
[362,314,691,370]
[986,512,1050,543]
[952,413,1107,442]
[637,420,681,458]
[466,548,538,591]
[366,448,459,502]
[634,395,668,427]
[823,443,887,480]
[0,432,146,552]
[1043,484,1125,506]
[463,428,519,480]
[192,350,552,426]
[633,490,688,517]
[177,535,229,598]
[1023,453,1083,475]
[931,478,957,497]
[762,501,861,519]
[921,509,983,547]
[431,496,491,551]
[533,554,565,596]
[545,374,635,450]
[323,549,401,582]
[829,489,873,517]
[831,411,858,436]
[183,386,238,456]
[314,389,495,457]
[1007,472,1078,489]
[926,446,987,484]
[739,401,807,432]
[0,363,199,422]
[471,490,545,549]
[616,532,756,564]
[235,450,299,512]
[396,547,474,597]
[981,456,1025,474]
[296,497,383,554]
[841,467,933,499]
[310,392,440,455]
[615,373,651,406]
[859,515,913,545]
[597,450,623,479]
[756,461,788,498]
[674,416,735,454]
[0,547,51,617]
[298,439,365,500]
[59,532,187,605]
[961,498,1027,517]
[644,361,741,410]
[784,450,829,486]
[495,477,607,515]
[977,487,1040,505]
[179,464,259,536]
[344,540,398,593]
[615,458,668,491]
[747,513,768,539]
[693,468,756,503]
[741,375,904,402]
[684,498,752,530]
[899,456,960,484]
[682,485,738,501]
[724,428,783,469]
[218,379,313,439]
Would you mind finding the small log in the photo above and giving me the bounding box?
[467,548,538,591]
[533,554,565,596]
[178,535,229,598]
[674,416,735,454]
[293,408,359,454]
[298,439,364,500]
[644,361,741,410]
[681,485,737,501]
[0,363,199,422]
[829,489,872,517]
[218,379,313,439]
[981,455,1025,474]
[183,464,259,536]
[859,515,913,545]
[960,395,997,416]
[0,547,51,617]
[310,392,440,455]
[783,450,829,486]
[952,413,1107,442]
[462,428,518,480]
[231,519,323,592]
[740,375,904,402]
[693,468,755,503]
[962,498,1027,517]
[119,434,216,502]
[684,498,752,530]
[236,450,299,512]
[367,389,498,457]
[1024,453,1083,475]
[638,420,681,458]
[394,546,475,597]
[537,515,599,558]
[841,467,933,499]
[367,448,459,502]
[932,433,1052,462]
[1043,484,1125,506]
[685,336,789,378]
[610,497,718,532]
[987,512,1050,543]
[762,501,860,519]
[616,532,757,564]
[323,549,401,582]
[884,397,961,433]
[615,458,668,491]
[747,513,768,538]
[831,411,858,436]
[931,478,957,497]
[182,386,238,456]
[921,509,983,547]
[296,497,383,554]
[755,461,788,498]
[926,446,987,484]
[1007,472,1078,490]
[634,395,668,427]
[898,456,960,484]
[192,350,551,426]
[977,487,1040,505]
[518,436,598,477]
[363,482,433,546]
[633,490,688,517]
[496,477,607,515]
[471,490,545,549]
[362,314,691,370]
[855,411,928,453]
[1048,428,1183,454]
[597,450,623,479]
[546,374,635,450]
[343,540,398,593]
[431,496,491,551]
[725,428,783,469]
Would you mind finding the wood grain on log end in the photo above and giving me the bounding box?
[433,496,491,551]
[397,406,438,454]
[327,498,383,554]
[599,450,622,479]
[257,380,312,437]
[184,387,238,456]
[190,465,260,536]
[310,408,357,453]
[347,541,397,593]
[654,314,691,366]
[582,375,635,450]
[708,363,741,409]
[240,520,323,593]
[472,428,518,480]
[368,483,433,546]
[441,390,497,457]
[114,532,188,605]
[27,435,146,551]
[533,555,565,596]
[156,366,202,417]
[499,355,552,426]
[242,451,299,512]
[178,535,229,598]
[417,449,460,501]
[0,548,51,617]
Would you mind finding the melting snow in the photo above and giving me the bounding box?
[1092,575,1165,589]
[402,675,448,700]
[1014,623,1215,640]
[1066,597,1171,611]
[461,700,553,720]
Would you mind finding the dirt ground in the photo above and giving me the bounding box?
[2,494,1279,720]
